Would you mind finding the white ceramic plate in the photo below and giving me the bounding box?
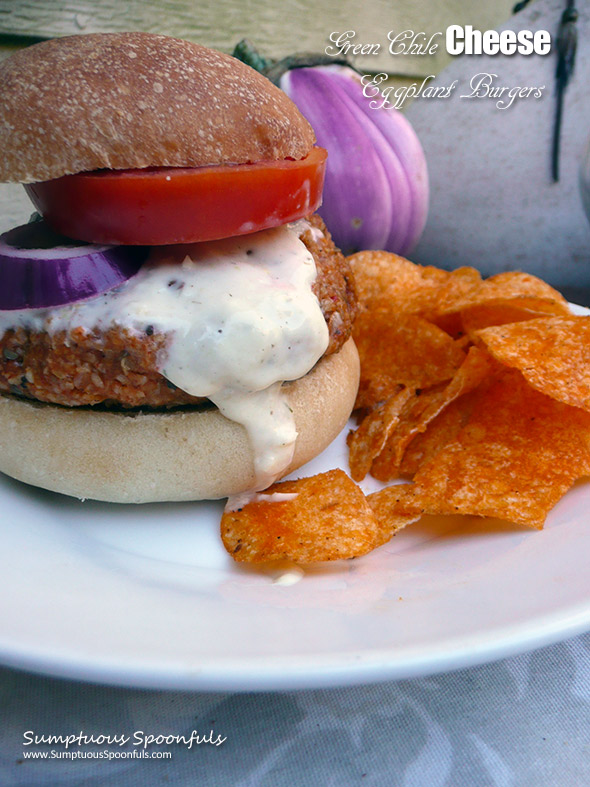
[0,182,588,690]
[1,407,590,691]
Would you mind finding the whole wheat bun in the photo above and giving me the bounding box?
[0,339,359,503]
[0,32,315,183]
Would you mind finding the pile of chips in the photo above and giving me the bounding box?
[222,251,590,564]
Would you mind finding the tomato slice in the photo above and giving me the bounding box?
[25,147,327,246]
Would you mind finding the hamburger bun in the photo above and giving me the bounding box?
[0,32,315,183]
[0,33,359,504]
[0,339,359,503]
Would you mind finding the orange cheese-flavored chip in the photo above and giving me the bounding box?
[460,299,569,337]
[398,394,472,477]
[221,469,409,564]
[474,271,569,308]
[368,483,422,530]
[370,346,494,481]
[353,310,466,411]
[348,250,450,315]
[475,315,590,412]
[426,266,483,335]
[369,370,590,530]
[433,270,569,320]
[347,387,414,482]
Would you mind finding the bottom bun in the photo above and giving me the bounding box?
[0,338,359,503]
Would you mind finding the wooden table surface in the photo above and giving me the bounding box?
[0,0,516,75]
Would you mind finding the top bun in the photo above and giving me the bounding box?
[0,32,316,183]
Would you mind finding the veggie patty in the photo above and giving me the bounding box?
[0,216,356,409]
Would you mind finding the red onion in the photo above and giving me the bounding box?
[280,65,429,256]
[0,221,147,310]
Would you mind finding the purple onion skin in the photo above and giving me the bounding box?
[0,222,147,310]
[281,66,429,256]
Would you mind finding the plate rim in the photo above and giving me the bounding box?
[1,597,589,691]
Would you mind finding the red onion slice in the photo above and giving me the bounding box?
[0,221,147,310]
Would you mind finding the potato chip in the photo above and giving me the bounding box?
[370,370,590,529]
[221,469,405,564]
[427,266,482,322]
[353,310,466,410]
[433,270,569,324]
[370,347,495,481]
[477,271,569,307]
[461,299,569,337]
[398,394,470,477]
[368,483,424,530]
[347,387,415,482]
[348,250,449,315]
[474,315,590,411]
[368,383,446,482]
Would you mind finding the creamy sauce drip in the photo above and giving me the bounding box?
[0,223,329,489]
[225,490,299,512]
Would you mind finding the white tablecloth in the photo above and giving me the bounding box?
[2,632,589,786]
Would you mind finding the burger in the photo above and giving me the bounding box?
[0,32,359,503]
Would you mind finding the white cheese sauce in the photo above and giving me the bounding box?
[225,490,299,512]
[0,222,329,490]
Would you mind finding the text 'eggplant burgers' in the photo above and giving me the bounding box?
[0,32,359,503]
